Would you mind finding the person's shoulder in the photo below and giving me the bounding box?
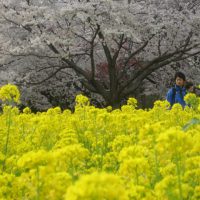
[169,86,176,92]
[167,87,174,95]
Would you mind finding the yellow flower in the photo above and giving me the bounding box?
[17,150,50,169]
[127,97,137,108]
[119,158,150,185]
[171,103,183,111]
[156,127,192,155]
[41,171,72,200]
[0,84,20,104]
[106,106,112,112]
[159,162,176,177]
[23,107,31,114]
[154,100,170,109]
[65,172,129,200]
[192,186,200,200]
[47,107,62,115]
[184,93,199,110]
[155,175,177,199]
[127,183,155,200]
[0,86,199,199]
[75,94,90,107]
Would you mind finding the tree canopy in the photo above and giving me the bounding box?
[0,0,200,107]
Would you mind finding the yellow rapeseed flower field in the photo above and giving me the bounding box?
[0,84,200,200]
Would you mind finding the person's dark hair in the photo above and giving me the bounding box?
[185,81,194,90]
[174,71,186,81]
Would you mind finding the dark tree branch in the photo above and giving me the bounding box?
[158,38,162,56]
[90,26,100,79]
[44,41,109,101]
[97,26,113,65]
[25,0,30,5]
[0,52,59,59]
[113,34,125,64]
[124,40,149,67]
[0,58,23,68]
[48,43,60,54]
[81,80,97,93]
[119,42,200,96]
[2,15,32,32]
[73,32,91,43]
[97,25,117,99]
[28,66,67,85]
[117,40,149,81]
[120,46,200,98]
[146,77,157,84]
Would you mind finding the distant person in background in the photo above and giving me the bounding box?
[185,81,195,93]
[185,81,200,96]
[166,72,187,108]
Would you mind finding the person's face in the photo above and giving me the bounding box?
[176,77,185,87]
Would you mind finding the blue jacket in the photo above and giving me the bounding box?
[166,85,187,107]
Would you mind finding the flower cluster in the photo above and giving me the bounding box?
[0,86,200,200]
[0,84,20,105]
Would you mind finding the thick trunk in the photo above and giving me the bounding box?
[106,92,121,109]
[111,100,121,109]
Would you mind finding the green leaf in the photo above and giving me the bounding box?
[182,118,200,131]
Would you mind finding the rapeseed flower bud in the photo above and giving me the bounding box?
[75,94,90,107]
[118,145,149,161]
[0,84,20,104]
[156,127,192,155]
[153,100,170,109]
[65,172,129,200]
[171,103,183,111]
[41,171,72,200]
[127,183,154,200]
[184,93,199,110]
[17,150,50,169]
[192,186,200,200]
[159,162,176,177]
[111,135,132,152]
[0,88,199,199]
[127,97,137,108]
[47,107,62,115]
[23,107,31,114]
[106,106,112,112]
[155,175,177,199]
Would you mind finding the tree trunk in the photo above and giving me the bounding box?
[107,93,121,109]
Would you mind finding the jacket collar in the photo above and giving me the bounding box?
[175,85,185,91]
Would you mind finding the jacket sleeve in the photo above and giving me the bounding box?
[166,88,173,105]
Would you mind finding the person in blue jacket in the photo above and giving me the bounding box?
[166,72,187,108]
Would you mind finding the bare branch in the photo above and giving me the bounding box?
[28,66,67,85]
[117,40,149,81]
[119,43,200,96]
[97,25,113,66]
[0,51,59,59]
[124,40,149,67]
[113,34,125,64]
[158,39,162,56]
[0,58,23,68]
[120,46,200,98]
[2,15,32,32]
[90,26,100,79]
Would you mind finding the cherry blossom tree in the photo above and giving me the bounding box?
[0,0,200,108]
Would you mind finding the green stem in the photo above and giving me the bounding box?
[175,154,183,200]
[154,149,161,184]
[2,108,12,171]
[36,166,40,200]
[135,166,139,185]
